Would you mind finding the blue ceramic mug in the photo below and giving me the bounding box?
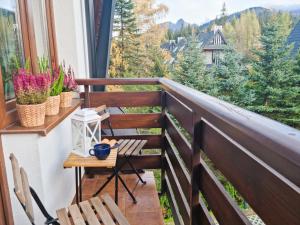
[89,143,111,160]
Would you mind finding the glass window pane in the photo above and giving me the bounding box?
[0,0,24,100]
[31,0,50,59]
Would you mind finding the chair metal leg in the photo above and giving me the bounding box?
[117,174,137,204]
[29,188,59,225]
[93,170,117,196]
[126,158,146,184]
[114,168,118,204]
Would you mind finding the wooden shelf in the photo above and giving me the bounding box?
[0,99,81,136]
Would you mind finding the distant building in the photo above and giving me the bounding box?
[287,21,300,57]
[199,25,227,65]
[161,25,227,66]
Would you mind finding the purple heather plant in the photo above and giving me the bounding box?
[13,69,51,105]
[62,66,78,92]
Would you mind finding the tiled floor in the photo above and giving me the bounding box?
[81,171,165,225]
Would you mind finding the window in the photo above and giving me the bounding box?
[0,0,24,100]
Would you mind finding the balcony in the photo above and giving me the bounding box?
[73,77,300,225]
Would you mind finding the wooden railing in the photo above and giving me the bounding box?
[76,78,300,225]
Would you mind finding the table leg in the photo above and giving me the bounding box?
[75,167,79,204]
[114,168,118,205]
[79,167,82,202]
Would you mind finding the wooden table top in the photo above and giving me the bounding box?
[63,139,118,168]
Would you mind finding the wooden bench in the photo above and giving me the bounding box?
[57,193,130,225]
[10,153,131,225]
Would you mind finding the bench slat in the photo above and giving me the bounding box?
[90,197,116,225]
[68,204,86,225]
[56,208,72,225]
[101,193,130,225]
[79,201,100,225]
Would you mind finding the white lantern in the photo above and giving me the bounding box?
[71,109,101,157]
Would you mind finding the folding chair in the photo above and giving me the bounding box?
[95,105,146,184]
[9,153,131,225]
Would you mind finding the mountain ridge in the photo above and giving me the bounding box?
[162,5,300,32]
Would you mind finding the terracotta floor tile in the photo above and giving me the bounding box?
[79,171,164,225]
[126,211,165,225]
[125,192,161,213]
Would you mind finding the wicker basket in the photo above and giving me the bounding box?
[16,102,46,127]
[60,92,73,108]
[45,95,60,116]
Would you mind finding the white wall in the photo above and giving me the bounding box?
[2,109,78,225]
[53,0,90,79]
[203,51,212,65]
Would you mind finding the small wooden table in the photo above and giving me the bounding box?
[93,139,148,204]
[63,140,118,204]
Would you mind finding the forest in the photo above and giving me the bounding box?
[109,0,300,129]
[109,1,300,223]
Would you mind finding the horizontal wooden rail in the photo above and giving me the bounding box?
[84,91,162,107]
[166,92,194,135]
[164,173,190,225]
[165,136,191,203]
[165,114,193,172]
[76,78,160,85]
[102,113,162,129]
[198,161,251,225]
[192,199,215,225]
[165,177,184,225]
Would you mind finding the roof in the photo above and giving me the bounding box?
[198,30,227,48]
[160,28,228,64]
[198,31,214,46]
[287,21,300,56]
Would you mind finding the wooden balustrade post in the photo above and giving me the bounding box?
[191,119,202,225]
[84,85,90,108]
[160,91,167,194]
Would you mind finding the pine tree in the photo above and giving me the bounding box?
[112,0,140,76]
[209,46,249,103]
[173,37,211,92]
[221,2,227,17]
[217,2,227,25]
[250,18,293,106]
[294,51,300,75]
[248,17,300,127]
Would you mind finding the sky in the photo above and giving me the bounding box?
[155,0,300,24]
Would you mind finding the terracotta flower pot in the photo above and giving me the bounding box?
[45,95,60,116]
[60,91,73,108]
[16,102,46,127]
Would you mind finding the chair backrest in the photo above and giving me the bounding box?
[95,105,114,136]
[10,153,34,223]
[95,105,110,121]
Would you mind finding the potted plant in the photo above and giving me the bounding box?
[45,65,64,115]
[60,66,77,108]
[13,67,51,127]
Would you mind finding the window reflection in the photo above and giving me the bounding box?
[0,0,24,100]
